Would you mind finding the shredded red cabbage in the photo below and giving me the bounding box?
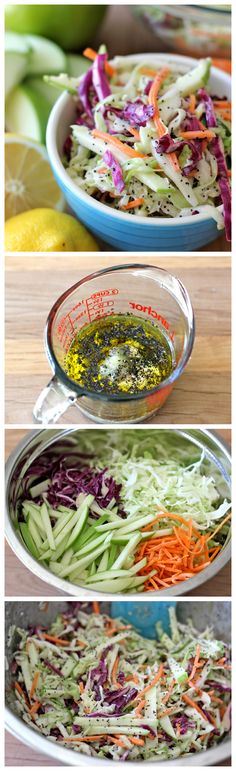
[90,654,110,698]
[104,686,138,708]
[181,113,203,132]
[172,716,196,734]
[44,660,63,677]
[63,135,72,161]
[92,53,111,103]
[206,680,231,693]
[46,463,124,516]
[144,79,153,96]
[25,452,125,518]
[155,134,202,175]
[122,99,154,127]
[141,724,156,737]
[198,88,231,241]
[198,88,217,129]
[211,137,231,241]
[103,150,125,193]
[78,67,93,118]
[50,727,62,738]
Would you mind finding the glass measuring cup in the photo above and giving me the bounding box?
[33,264,195,424]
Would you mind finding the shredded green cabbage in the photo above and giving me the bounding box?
[11,605,231,761]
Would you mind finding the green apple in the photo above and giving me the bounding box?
[5,32,31,96]
[5,83,51,142]
[5,4,107,51]
[25,76,60,107]
[67,54,90,77]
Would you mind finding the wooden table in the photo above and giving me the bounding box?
[5,427,231,598]
[5,254,231,425]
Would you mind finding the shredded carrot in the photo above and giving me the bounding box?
[210,694,225,706]
[221,111,231,121]
[199,731,213,741]
[162,678,175,705]
[188,645,201,683]
[188,94,196,113]
[111,655,122,689]
[213,100,231,109]
[132,663,164,703]
[135,699,146,717]
[83,47,115,77]
[212,59,231,74]
[39,633,69,646]
[140,67,159,77]
[182,693,209,723]
[209,545,221,561]
[29,671,40,700]
[128,736,145,746]
[105,623,117,636]
[134,509,227,592]
[29,701,41,715]
[148,67,180,172]
[206,512,231,542]
[148,67,170,137]
[158,705,177,718]
[121,197,144,210]
[220,704,227,719]
[92,601,100,614]
[180,130,215,140]
[92,130,147,158]
[15,681,28,704]
[141,511,199,536]
[79,681,84,694]
[125,673,139,684]
[108,735,127,748]
[129,126,140,140]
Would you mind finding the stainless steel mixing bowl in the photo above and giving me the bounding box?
[5,428,231,597]
[5,600,231,766]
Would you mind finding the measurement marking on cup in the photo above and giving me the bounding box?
[86,296,115,321]
[128,301,176,339]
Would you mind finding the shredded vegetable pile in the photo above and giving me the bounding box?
[16,431,231,593]
[10,604,231,760]
[46,46,231,240]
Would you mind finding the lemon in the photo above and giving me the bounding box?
[5,133,64,219]
[5,208,99,252]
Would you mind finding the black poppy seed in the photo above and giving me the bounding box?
[64,314,173,395]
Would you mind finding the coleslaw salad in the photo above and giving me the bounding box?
[46,47,231,241]
[9,604,231,761]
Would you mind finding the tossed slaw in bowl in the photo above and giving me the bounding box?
[46,47,231,241]
[9,604,231,761]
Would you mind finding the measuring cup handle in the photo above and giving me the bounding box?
[33,375,78,424]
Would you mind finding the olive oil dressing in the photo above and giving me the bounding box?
[65,314,174,395]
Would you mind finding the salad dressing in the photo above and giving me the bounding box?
[64,313,174,394]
